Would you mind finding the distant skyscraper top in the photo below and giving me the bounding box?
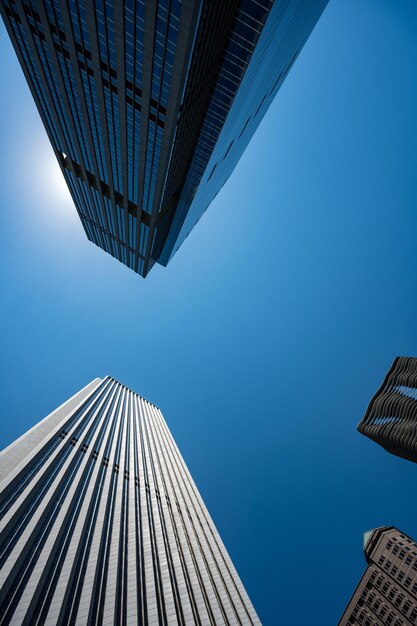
[357,356,417,463]
[1,0,328,276]
[0,376,261,624]
[338,526,417,625]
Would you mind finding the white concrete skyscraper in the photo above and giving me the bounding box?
[0,376,260,625]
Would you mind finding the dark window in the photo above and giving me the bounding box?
[223,140,234,160]
[207,163,217,181]
[239,117,250,138]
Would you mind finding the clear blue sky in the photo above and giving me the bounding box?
[1,1,417,624]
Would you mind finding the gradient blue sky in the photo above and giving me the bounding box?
[1,1,417,624]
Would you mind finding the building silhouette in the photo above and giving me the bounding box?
[1,0,328,276]
[0,376,261,625]
[357,356,417,463]
[338,526,417,625]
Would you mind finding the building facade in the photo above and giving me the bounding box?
[338,526,417,626]
[1,0,328,277]
[357,356,417,463]
[0,376,261,625]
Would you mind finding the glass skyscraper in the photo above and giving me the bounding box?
[357,356,417,464]
[0,376,261,624]
[338,526,417,625]
[1,0,328,276]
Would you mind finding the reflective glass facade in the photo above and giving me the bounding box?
[0,376,261,624]
[357,357,417,464]
[156,0,329,266]
[1,0,327,276]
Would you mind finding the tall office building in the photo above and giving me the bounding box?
[357,356,417,464]
[0,376,261,625]
[1,0,328,277]
[338,526,417,625]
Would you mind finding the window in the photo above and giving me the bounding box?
[255,93,267,117]
[207,162,217,181]
[402,600,411,614]
[395,594,404,607]
[239,117,250,138]
[223,140,233,161]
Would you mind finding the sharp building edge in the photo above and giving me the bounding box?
[358,356,417,464]
[1,0,328,277]
[0,376,261,625]
[338,526,417,625]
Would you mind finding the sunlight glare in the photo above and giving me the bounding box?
[32,146,78,227]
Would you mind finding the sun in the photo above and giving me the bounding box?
[32,147,77,223]
[45,153,73,205]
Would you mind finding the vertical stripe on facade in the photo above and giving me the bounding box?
[0,377,261,625]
